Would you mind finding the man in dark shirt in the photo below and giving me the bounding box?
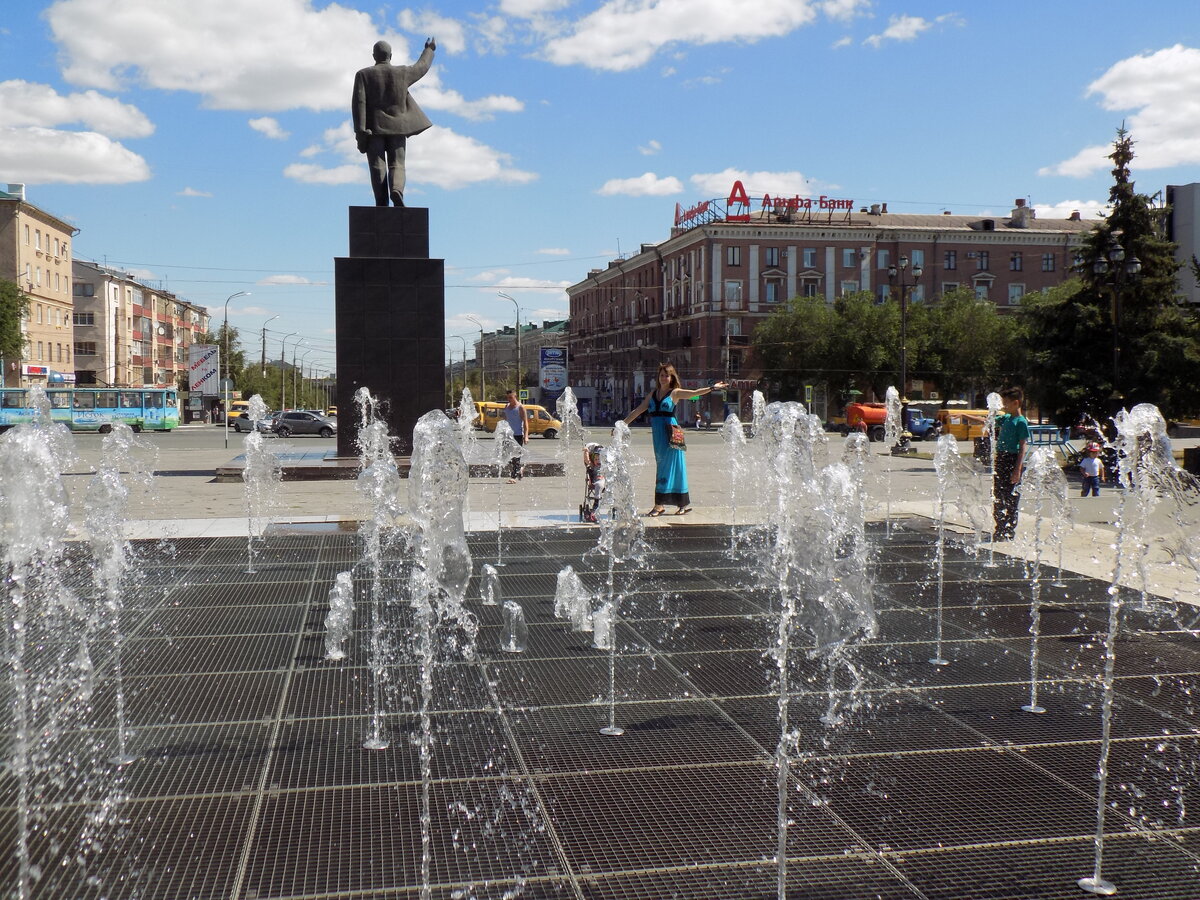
[352,38,436,206]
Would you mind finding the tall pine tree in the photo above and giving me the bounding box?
[1021,128,1200,423]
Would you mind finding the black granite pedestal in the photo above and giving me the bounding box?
[334,207,444,458]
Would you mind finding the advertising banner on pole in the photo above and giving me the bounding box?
[188,344,220,396]
[539,347,567,403]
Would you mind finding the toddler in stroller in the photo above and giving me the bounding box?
[579,442,607,524]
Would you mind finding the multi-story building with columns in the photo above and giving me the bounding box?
[567,182,1096,423]
[0,184,79,387]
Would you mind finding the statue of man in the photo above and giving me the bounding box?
[352,37,436,207]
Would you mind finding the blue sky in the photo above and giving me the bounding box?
[3,0,1200,376]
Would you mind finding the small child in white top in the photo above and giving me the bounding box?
[1079,444,1106,497]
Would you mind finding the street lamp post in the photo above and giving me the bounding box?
[1091,230,1142,406]
[296,348,316,408]
[222,290,250,449]
[465,315,485,402]
[497,292,520,393]
[887,255,923,400]
[289,340,306,410]
[279,332,298,410]
[260,314,279,376]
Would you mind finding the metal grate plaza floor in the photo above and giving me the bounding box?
[5,520,1200,899]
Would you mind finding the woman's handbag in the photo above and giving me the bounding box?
[668,423,687,450]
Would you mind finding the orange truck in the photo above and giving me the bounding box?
[845,402,888,442]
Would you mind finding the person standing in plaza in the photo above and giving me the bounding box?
[503,389,528,482]
[969,387,1030,540]
[621,363,726,516]
[1079,442,1107,497]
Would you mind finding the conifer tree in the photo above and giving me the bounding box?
[1021,128,1200,423]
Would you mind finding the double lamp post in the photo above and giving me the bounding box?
[887,255,922,400]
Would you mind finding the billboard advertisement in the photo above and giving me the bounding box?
[539,346,568,404]
[188,344,220,396]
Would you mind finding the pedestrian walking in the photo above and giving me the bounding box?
[502,389,528,482]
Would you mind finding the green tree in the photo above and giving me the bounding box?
[0,279,31,384]
[921,287,1022,404]
[752,293,839,399]
[1021,128,1200,422]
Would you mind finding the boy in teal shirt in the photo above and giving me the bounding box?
[967,386,1030,540]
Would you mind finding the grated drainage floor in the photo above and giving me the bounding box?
[3,521,1199,899]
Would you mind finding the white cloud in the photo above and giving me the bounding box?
[491,276,572,290]
[397,9,467,55]
[1040,45,1200,176]
[177,186,212,197]
[820,0,872,21]
[124,267,157,281]
[45,0,520,120]
[500,0,572,18]
[864,14,931,48]
[284,122,537,190]
[249,116,290,140]
[0,80,154,137]
[0,125,150,184]
[537,247,571,255]
[542,0,823,71]
[690,168,816,197]
[598,172,684,196]
[257,274,329,285]
[1032,200,1109,220]
[638,139,662,156]
[831,35,852,49]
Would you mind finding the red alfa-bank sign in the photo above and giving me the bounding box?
[674,180,854,229]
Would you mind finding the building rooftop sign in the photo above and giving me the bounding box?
[674,180,855,231]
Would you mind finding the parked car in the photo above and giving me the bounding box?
[325,406,338,417]
[472,402,562,438]
[273,410,337,438]
[232,412,277,434]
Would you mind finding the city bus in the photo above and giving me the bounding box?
[0,388,180,433]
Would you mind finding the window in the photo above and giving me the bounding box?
[74,342,97,356]
[944,250,957,270]
[911,249,925,268]
[37,341,44,361]
[1041,253,1055,272]
[723,280,743,303]
[57,344,63,362]
[35,230,41,250]
[878,249,890,269]
[73,311,95,326]
[55,273,60,291]
[974,283,989,300]
[942,282,959,294]
[765,280,782,303]
[728,349,743,376]
[977,251,990,271]
[912,284,926,303]
[842,248,856,267]
[1009,252,1023,271]
[726,246,741,266]
[801,279,819,297]
[37,304,43,324]
[73,392,95,410]
[878,284,891,301]
[24,225,29,244]
[803,248,817,268]
[1008,284,1025,304]
[764,247,779,268]
[840,280,859,295]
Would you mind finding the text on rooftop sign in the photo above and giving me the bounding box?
[673,180,854,229]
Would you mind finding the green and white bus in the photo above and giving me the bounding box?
[0,388,180,433]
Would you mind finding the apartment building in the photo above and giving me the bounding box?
[0,184,79,387]
[71,260,210,388]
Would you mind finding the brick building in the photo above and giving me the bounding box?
[567,183,1096,423]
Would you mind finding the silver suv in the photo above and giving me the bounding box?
[273,410,337,438]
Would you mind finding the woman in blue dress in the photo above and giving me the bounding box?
[622,363,727,516]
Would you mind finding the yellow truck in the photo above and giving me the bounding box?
[473,402,563,438]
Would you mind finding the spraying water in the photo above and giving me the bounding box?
[323,571,355,660]
[492,420,522,564]
[1017,448,1070,714]
[0,386,88,899]
[759,400,874,900]
[721,413,748,553]
[354,387,404,750]
[556,387,588,528]
[554,564,592,632]
[883,387,902,536]
[84,423,156,766]
[481,563,502,606]
[241,395,281,574]
[456,387,478,520]
[928,434,961,666]
[1077,404,1198,896]
[590,421,645,736]
[502,600,528,652]
[984,391,1003,565]
[407,409,474,900]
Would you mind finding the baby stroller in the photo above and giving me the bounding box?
[579,442,607,524]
